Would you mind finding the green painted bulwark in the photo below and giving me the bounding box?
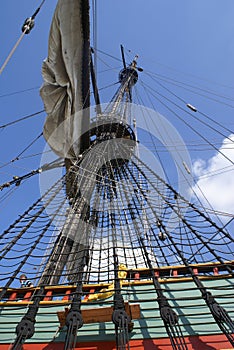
[0,276,233,347]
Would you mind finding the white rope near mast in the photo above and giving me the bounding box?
[0,32,26,75]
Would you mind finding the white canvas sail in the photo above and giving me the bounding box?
[40,0,90,158]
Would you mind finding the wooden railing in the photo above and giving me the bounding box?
[0,260,233,304]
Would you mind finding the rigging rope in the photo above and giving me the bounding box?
[0,45,233,350]
[145,70,234,107]
[0,86,39,99]
[0,0,47,75]
[5,132,43,168]
[92,0,98,75]
[9,179,65,349]
[141,80,234,147]
[0,110,44,129]
[112,247,131,350]
[0,157,63,191]
[163,225,234,346]
[0,121,233,347]
[145,74,234,140]
[139,236,188,350]
[140,81,234,180]
[63,255,87,350]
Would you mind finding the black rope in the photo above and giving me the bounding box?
[10,182,66,349]
[0,168,40,191]
[0,29,233,350]
[21,0,47,34]
[141,81,234,167]
[39,161,91,285]
[0,110,44,129]
[93,47,122,63]
[90,50,102,114]
[143,76,234,143]
[63,249,88,350]
[145,70,234,109]
[11,287,45,350]
[161,222,234,346]
[112,246,130,350]
[132,155,234,255]
[0,177,64,300]
[0,157,63,191]
[12,132,43,162]
[0,86,39,99]
[138,236,188,350]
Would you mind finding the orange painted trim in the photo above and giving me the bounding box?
[0,271,232,307]
[62,289,71,301]
[83,288,95,301]
[23,291,32,301]
[8,292,17,301]
[43,290,53,301]
[0,334,233,350]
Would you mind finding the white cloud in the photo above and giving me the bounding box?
[192,134,234,218]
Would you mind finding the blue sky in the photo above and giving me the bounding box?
[0,0,234,232]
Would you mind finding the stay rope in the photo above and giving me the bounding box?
[0,0,47,75]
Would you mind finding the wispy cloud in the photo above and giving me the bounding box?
[192,134,234,220]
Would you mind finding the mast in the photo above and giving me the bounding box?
[39,47,139,286]
[0,2,234,350]
[77,0,90,153]
[38,0,91,286]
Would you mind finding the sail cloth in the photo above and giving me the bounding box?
[40,0,90,158]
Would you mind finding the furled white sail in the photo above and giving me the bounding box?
[39,0,91,284]
[40,0,90,158]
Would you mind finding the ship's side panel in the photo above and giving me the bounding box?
[0,277,233,349]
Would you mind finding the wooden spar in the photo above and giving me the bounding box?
[79,0,90,153]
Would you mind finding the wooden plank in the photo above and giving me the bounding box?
[57,302,141,327]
